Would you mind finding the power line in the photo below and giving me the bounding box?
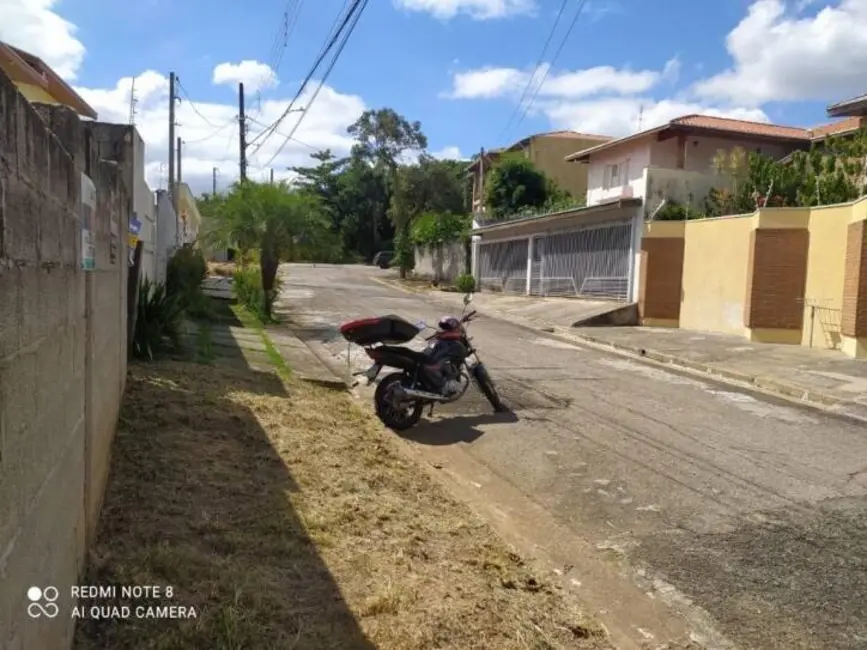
[247,116,317,149]
[262,0,369,165]
[182,117,236,144]
[249,0,366,155]
[512,0,590,134]
[248,0,352,149]
[500,0,569,139]
[176,78,222,128]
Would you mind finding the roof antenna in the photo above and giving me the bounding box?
[637,104,644,131]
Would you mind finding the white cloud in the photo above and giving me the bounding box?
[78,73,367,193]
[541,97,769,139]
[447,56,769,138]
[693,0,867,106]
[393,0,536,20]
[3,0,370,194]
[430,145,466,160]
[0,0,85,80]
[446,60,677,100]
[212,60,278,94]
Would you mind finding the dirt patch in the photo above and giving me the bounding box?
[207,261,236,277]
[74,359,610,650]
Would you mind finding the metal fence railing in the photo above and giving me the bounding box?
[477,239,529,294]
[532,221,632,300]
[475,220,633,301]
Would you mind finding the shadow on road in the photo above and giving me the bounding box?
[400,411,520,446]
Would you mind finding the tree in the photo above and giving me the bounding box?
[485,155,550,218]
[203,180,330,318]
[347,108,429,250]
[290,149,347,231]
[388,155,468,277]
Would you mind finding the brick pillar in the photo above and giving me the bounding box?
[841,219,867,357]
[743,227,809,343]
[638,223,685,326]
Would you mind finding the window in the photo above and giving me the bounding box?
[603,161,627,190]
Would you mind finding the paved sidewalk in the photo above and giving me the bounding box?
[383,278,867,422]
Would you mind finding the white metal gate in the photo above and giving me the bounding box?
[477,238,528,294]
[531,220,632,300]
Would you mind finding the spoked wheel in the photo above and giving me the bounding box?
[375,373,423,431]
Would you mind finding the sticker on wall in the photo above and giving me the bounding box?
[128,213,141,266]
[80,173,96,270]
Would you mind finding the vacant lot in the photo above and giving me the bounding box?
[74,352,608,649]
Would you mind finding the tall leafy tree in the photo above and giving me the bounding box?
[347,108,428,251]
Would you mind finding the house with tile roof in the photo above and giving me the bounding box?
[0,40,96,119]
[466,129,612,214]
[469,114,852,305]
[564,114,814,214]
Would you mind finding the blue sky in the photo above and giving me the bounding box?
[3,0,866,192]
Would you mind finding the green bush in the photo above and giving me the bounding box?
[133,278,184,361]
[455,273,476,294]
[233,266,281,322]
[166,245,207,305]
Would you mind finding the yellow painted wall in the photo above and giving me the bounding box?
[679,214,756,335]
[530,135,606,201]
[656,198,867,351]
[14,81,61,105]
[801,199,867,349]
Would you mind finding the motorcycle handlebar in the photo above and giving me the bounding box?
[462,310,477,322]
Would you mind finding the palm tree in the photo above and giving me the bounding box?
[202,180,330,318]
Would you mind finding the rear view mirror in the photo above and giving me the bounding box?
[463,292,473,305]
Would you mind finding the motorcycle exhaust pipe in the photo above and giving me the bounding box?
[393,386,449,403]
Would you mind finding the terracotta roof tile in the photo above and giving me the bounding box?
[669,114,810,139]
[808,116,861,138]
[537,129,613,141]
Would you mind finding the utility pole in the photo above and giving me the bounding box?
[212,167,218,195]
[128,76,138,125]
[177,137,183,183]
[238,82,247,182]
[168,71,177,215]
[270,168,274,184]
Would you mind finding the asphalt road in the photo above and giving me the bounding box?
[278,263,867,650]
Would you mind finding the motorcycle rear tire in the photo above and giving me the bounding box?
[375,373,423,431]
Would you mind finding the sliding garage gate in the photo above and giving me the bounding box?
[477,219,633,300]
[477,238,529,294]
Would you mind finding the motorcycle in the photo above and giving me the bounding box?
[338,293,509,431]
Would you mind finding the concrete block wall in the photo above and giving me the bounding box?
[0,69,127,650]
[413,241,467,284]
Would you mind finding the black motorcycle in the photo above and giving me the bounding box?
[339,294,508,430]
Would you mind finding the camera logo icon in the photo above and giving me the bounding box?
[27,586,59,619]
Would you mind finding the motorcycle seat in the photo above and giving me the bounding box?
[378,345,431,363]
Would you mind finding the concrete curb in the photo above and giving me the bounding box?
[564,330,844,409]
[374,276,858,416]
[262,324,350,391]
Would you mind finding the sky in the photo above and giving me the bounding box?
[2,0,867,195]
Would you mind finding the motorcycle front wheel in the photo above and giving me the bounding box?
[375,373,423,431]
[472,363,509,413]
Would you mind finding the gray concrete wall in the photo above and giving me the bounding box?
[413,241,468,284]
[0,69,127,650]
[155,189,177,284]
[89,123,156,280]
